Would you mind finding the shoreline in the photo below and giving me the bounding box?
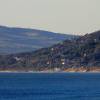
[0,67,100,73]
[0,70,100,73]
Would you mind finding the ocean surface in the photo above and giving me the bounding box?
[0,73,100,100]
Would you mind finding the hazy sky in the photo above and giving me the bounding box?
[0,0,100,35]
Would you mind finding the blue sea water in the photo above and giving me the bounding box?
[0,73,100,100]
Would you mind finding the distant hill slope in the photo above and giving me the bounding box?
[0,26,77,54]
[0,31,99,71]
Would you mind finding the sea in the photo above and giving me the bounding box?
[0,73,100,100]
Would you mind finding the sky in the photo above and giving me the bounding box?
[0,0,100,35]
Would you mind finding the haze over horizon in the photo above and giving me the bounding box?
[0,0,100,35]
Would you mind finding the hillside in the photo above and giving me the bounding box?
[0,26,77,54]
[0,31,100,71]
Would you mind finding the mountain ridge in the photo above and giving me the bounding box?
[0,25,77,54]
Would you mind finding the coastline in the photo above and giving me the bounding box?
[0,67,100,73]
[0,70,100,73]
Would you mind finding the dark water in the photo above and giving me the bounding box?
[0,73,100,100]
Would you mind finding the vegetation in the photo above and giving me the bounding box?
[0,31,100,71]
